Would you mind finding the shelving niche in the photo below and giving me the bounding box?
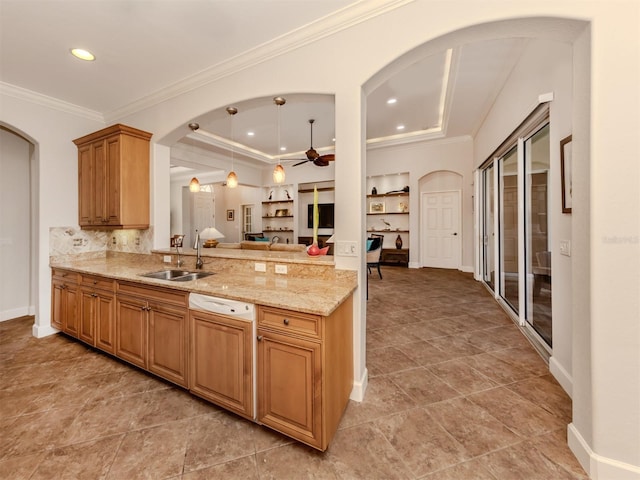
[261,185,295,243]
[366,173,410,252]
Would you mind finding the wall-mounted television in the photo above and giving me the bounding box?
[307,203,335,229]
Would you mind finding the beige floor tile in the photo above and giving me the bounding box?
[0,452,44,480]
[326,423,413,479]
[374,407,470,477]
[106,419,191,479]
[182,455,259,480]
[461,352,533,385]
[387,368,461,405]
[256,442,337,479]
[467,386,565,438]
[182,412,256,473]
[420,458,497,479]
[129,387,216,430]
[30,434,123,480]
[426,359,498,395]
[507,374,573,422]
[425,397,521,458]
[367,346,419,377]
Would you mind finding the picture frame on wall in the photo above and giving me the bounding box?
[226,209,235,221]
[560,134,572,214]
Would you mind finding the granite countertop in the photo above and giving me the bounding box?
[50,252,357,317]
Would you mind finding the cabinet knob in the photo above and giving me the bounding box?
[93,280,98,285]
[257,335,263,341]
[91,293,98,298]
[283,318,289,326]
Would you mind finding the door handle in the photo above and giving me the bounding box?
[453,232,458,236]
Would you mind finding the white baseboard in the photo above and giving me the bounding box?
[0,305,35,322]
[568,423,640,479]
[549,356,573,397]
[459,265,474,273]
[408,262,420,269]
[350,367,368,402]
[32,322,59,338]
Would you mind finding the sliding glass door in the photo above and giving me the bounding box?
[478,105,552,349]
[525,124,552,345]
[499,147,519,314]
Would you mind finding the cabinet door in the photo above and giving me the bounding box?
[95,291,116,354]
[79,290,97,345]
[116,295,148,369]
[78,143,94,226]
[51,280,65,330]
[148,303,188,386]
[190,311,254,418]
[257,331,322,449]
[92,138,107,225]
[104,135,121,225]
[62,285,79,338]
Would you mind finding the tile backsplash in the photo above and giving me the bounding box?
[50,226,154,257]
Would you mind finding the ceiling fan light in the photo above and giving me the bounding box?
[273,163,285,183]
[226,171,238,188]
[189,177,200,192]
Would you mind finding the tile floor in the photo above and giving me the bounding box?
[0,267,587,479]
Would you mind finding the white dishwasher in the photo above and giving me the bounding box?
[188,293,257,419]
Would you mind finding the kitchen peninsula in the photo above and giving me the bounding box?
[50,248,356,451]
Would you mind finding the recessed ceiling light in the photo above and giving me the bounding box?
[70,48,95,61]
[247,131,255,136]
[387,98,397,105]
[280,146,287,151]
[332,138,336,142]
[396,124,405,131]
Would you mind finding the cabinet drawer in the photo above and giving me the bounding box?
[258,306,321,339]
[118,281,188,307]
[81,274,116,292]
[52,268,79,283]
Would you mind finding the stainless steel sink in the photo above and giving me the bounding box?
[140,270,213,281]
[171,272,213,282]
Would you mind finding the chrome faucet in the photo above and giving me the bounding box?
[194,230,203,269]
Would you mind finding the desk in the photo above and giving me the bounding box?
[381,249,409,266]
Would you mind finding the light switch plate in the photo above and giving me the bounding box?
[336,241,357,257]
[559,240,571,257]
[255,262,266,272]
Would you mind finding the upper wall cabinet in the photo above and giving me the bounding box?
[73,124,153,229]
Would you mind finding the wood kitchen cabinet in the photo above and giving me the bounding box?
[257,295,353,451]
[190,310,254,419]
[116,282,189,387]
[73,124,152,229]
[51,269,79,335]
[79,274,116,352]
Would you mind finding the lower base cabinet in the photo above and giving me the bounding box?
[189,310,254,419]
[257,296,353,451]
[116,282,189,387]
[79,274,116,353]
[51,269,79,335]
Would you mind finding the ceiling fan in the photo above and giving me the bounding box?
[292,119,335,167]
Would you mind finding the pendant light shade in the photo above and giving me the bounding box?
[273,163,285,183]
[226,106,238,188]
[273,96,286,184]
[189,177,200,192]
[226,171,238,188]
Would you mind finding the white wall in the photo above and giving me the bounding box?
[367,137,474,270]
[0,129,32,320]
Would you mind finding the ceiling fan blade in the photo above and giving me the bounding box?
[292,159,311,167]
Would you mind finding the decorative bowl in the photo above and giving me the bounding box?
[306,243,330,256]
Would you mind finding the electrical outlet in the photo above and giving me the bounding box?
[135,237,140,246]
[255,262,266,272]
[560,240,571,257]
[163,255,172,263]
[275,264,287,274]
[73,238,82,247]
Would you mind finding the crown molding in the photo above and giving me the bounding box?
[0,82,104,123]
[104,0,413,123]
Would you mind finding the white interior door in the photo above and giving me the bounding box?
[421,190,461,269]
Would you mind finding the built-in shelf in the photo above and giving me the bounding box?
[366,192,409,198]
[367,212,408,216]
[262,215,294,219]
[298,187,335,193]
[264,229,293,233]
[368,229,409,233]
[262,199,293,205]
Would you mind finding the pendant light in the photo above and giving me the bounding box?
[273,96,286,184]
[226,106,238,188]
[188,122,201,192]
[189,177,200,192]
